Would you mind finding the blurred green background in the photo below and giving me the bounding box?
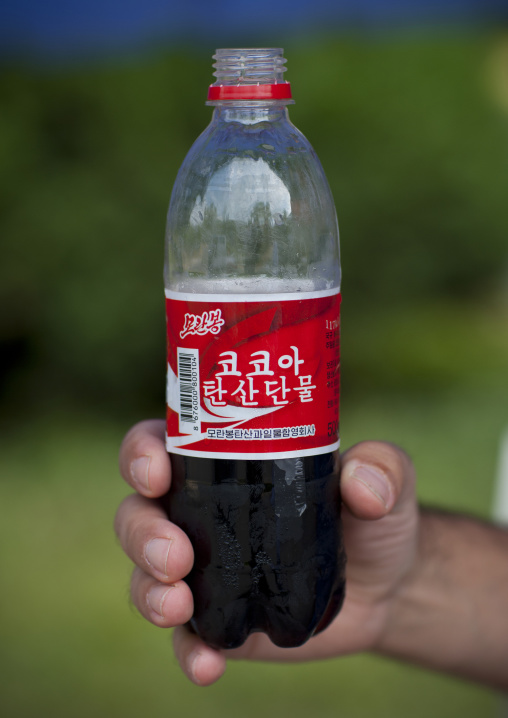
[1,29,508,718]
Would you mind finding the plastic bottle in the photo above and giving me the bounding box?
[163,48,345,649]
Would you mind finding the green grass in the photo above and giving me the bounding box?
[0,389,505,718]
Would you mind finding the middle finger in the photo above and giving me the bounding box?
[114,493,194,583]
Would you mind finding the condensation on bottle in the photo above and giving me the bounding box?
[162,48,346,649]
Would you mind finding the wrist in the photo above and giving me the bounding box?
[372,508,475,675]
[372,507,508,690]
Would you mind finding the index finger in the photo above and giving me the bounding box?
[119,419,171,497]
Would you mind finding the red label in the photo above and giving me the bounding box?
[165,289,340,459]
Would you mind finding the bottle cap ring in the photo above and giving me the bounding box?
[207,82,292,101]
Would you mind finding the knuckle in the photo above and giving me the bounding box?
[113,493,138,543]
[131,568,193,627]
[119,420,161,465]
[119,420,169,496]
[127,419,164,452]
[115,494,164,559]
[120,424,149,464]
[116,492,193,581]
[130,518,167,566]
[130,567,151,617]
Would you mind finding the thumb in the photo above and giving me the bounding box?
[339,441,419,600]
[340,441,416,520]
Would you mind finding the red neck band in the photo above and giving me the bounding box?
[207,82,292,101]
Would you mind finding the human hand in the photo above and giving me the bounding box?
[116,420,418,686]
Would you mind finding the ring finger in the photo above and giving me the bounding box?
[130,566,194,627]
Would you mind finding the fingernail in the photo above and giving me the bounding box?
[145,538,173,576]
[147,584,174,618]
[131,455,151,491]
[351,464,391,509]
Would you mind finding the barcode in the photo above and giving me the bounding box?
[177,347,200,434]
[178,353,194,422]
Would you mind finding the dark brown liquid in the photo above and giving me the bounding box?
[162,452,346,649]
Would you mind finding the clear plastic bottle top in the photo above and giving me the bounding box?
[207,48,292,102]
[165,47,340,294]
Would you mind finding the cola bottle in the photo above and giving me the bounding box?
[163,48,345,650]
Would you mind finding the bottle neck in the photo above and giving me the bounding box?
[210,102,290,125]
[207,48,293,124]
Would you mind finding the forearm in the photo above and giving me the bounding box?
[375,507,508,691]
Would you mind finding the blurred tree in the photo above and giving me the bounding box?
[1,36,507,420]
